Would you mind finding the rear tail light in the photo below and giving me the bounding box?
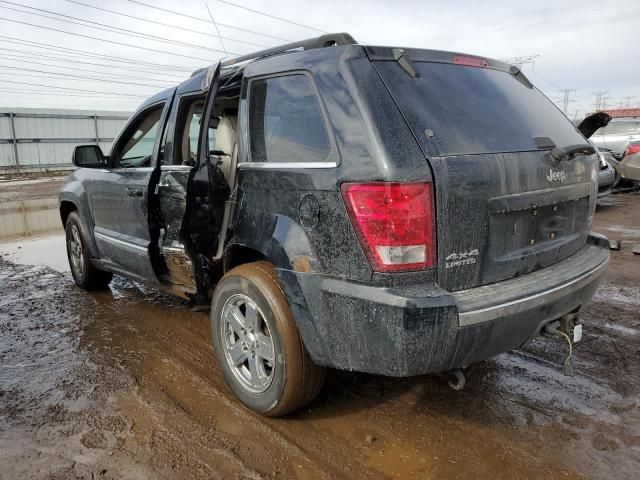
[340,182,436,272]
[624,142,640,156]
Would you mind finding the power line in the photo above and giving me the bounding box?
[528,70,562,91]
[0,53,184,83]
[204,1,228,57]
[0,64,171,89]
[0,35,197,71]
[1,87,146,98]
[0,47,187,79]
[0,1,242,56]
[212,0,327,33]
[0,72,163,97]
[121,0,292,41]
[499,54,539,69]
[0,16,218,62]
[0,78,151,97]
[63,0,273,47]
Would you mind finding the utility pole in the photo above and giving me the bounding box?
[571,109,580,122]
[592,90,610,111]
[622,95,635,108]
[559,88,576,115]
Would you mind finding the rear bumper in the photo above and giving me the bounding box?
[279,239,609,377]
[619,153,640,181]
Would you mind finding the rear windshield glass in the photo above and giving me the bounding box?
[373,61,585,157]
[594,121,639,136]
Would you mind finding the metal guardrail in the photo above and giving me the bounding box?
[0,111,129,174]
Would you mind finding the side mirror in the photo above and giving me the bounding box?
[72,145,106,168]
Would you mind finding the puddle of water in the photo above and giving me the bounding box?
[593,283,640,306]
[0,234,68,272]
[0,185,67,272]
[0,196,61,240]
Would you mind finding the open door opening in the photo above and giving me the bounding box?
[151,63,242,303]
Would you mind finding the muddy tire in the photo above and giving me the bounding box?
[211,261,325,416]
[65,212,112,290]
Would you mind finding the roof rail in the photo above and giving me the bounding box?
[220,32,357,68]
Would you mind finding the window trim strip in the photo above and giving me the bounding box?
[237,161,337,170]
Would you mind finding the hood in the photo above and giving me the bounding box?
[578,112,611,139]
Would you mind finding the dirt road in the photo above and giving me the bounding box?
[0,180,639,479]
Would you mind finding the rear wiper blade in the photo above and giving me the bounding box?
[549,144,595,162]
[392,48,419,78]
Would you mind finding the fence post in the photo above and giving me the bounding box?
[8,112,19,174]
[93,114,100,145]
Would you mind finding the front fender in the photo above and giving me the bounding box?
[59,176,99,258]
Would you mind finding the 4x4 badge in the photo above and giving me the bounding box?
[546,168,566,183]
[445,249,479,269]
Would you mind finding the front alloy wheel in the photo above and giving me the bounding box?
[65,211,112,290]
[68,224,85,278]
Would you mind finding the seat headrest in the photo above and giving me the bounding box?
[215,116,237,156]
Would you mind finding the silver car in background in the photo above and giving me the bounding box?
[614,140,640,184]
[590,117,640,158]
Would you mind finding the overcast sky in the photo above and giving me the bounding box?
[0,0,637,119]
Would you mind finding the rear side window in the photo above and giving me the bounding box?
[373,61,585,157]
[249,74,332,164]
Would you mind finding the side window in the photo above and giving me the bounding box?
[114,104,164,168]
[249,74,332,164]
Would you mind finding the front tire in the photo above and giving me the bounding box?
[211,261,325,416]
[65,212,112,290]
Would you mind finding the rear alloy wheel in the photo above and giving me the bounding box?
[220,293,275,394]
[65,212,112,290]
[211,261,325,416]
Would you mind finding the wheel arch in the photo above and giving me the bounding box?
[59,194,99,258]
[220,241,329,367]
[223,243,266,273]
[59,200,77,227]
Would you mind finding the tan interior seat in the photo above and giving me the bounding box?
[214,116,238,185]
[180,101,203,166]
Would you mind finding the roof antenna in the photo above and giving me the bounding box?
[204,2,229,60]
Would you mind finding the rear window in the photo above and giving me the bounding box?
[373,61,585,157]
[595,121,639,136]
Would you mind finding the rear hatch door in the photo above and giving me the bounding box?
[368,48,597,292]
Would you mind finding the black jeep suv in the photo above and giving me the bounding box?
[60,33,609,416]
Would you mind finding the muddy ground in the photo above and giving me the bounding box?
[0,180,639,480]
